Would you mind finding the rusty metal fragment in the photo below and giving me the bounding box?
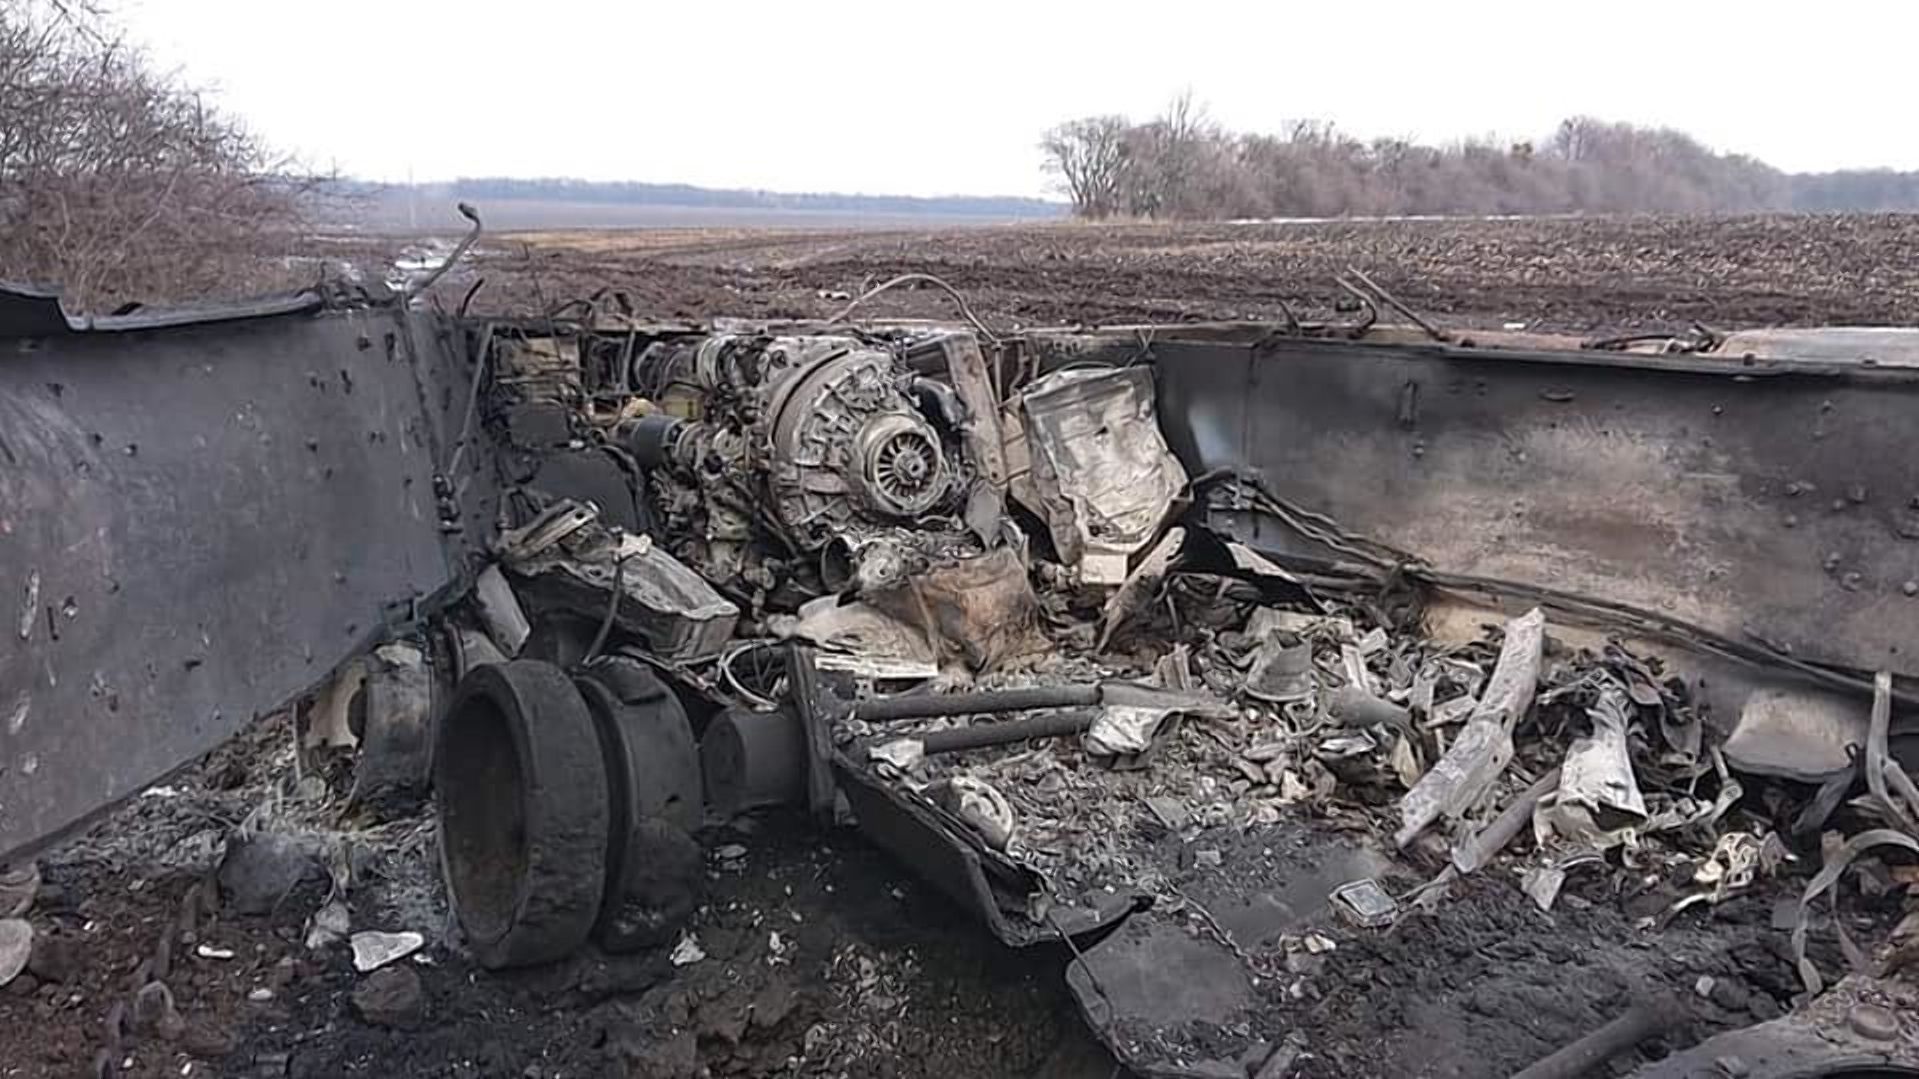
[865,547,1045,673]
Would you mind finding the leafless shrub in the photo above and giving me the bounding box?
[0,1,323,310]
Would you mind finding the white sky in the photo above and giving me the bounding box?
[117,0,1919,199]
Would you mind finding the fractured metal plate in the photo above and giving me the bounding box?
[1148,337,1919,680]
[0,301,494,860]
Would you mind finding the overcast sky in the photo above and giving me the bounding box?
[117,0,1918,199]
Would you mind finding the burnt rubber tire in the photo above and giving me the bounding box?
[433,660,610,969]
[577,660,701,832]
[574,661,704,953]
[593,817,704,953]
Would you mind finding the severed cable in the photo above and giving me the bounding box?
[825,272,1001,344]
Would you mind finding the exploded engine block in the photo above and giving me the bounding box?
[616,333,969,596]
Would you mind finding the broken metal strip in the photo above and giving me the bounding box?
[830,754,1133,947]
[1788,828,1919,995]
[1029,321,1919,382]
[0,281,329,338]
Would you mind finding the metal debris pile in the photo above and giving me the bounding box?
[848,588,1773,931]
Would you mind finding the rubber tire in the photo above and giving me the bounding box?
[578,660,702,832]
[574,662,704,953]
[433,660,610,969]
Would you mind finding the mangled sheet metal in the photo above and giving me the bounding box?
[770,597,940,680]
[861,547,1046,674]
[1722,685,1870,782]
[499,499,737,661]
[1534,682,1649,845]
[1014,367,1187,585]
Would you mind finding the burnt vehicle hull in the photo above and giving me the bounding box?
[1148,333,1919,678]
[5,282,1917,1077]
[0,287,495,859]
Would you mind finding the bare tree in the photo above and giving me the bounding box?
[1150,89,1213,216]
[1102,91,1229,219]
[0,1,320,310]
[1040,115,1129,219]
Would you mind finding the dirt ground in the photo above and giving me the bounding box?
[0,721,1118,1079]
[422,214,1919,332]
[6,213,1913,1078]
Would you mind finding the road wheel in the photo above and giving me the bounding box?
[434,660,609,969]
[575,660,704,952]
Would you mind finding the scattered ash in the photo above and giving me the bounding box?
[0,717,1116,1078]
[842,572,1912,1077]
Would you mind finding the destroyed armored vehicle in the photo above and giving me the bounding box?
[4,242,1919,1076]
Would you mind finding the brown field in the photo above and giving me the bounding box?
[445,213,1919,332]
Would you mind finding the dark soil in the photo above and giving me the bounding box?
[1065,809,1883,1079]
[1278,874,1802,1079]
[254,818,1111,1079]
[425,214,1919,335]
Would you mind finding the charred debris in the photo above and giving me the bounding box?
[5,262,1919,1077]
[390,297,1919,1077]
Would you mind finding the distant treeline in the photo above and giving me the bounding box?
[357,178,1064,219]
[1041,97,1919,219]
[1787,170,1919,212]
